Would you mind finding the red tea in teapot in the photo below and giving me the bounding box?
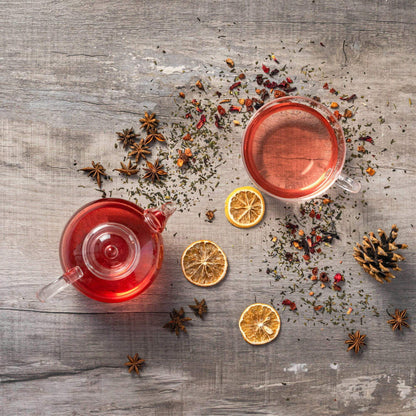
[58,199,171,303]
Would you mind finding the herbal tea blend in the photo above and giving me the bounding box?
[75,49,408,354]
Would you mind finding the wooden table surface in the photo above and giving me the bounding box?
[1,1,415,415]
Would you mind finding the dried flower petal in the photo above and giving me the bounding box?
[274,90,286,98]
[359,136,374,144]
[217,105,226,116]
[229,81,241,91]
[340,94,357,102]
[333,110,342,120]
[225,58,234,68]
[196,114,206,130]
[262,64,270,74]
[282,299,297,311]
[366,167,376,176]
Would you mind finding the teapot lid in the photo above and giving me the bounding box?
[82,222,141,281]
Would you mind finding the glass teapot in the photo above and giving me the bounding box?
[37,198,175,303]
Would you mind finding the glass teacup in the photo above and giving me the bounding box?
[242,96,360,201]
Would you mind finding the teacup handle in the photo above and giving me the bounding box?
[335,173,361,193]
[37,266,83,302]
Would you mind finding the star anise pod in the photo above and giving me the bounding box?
[345,330,366,353]
[124,353,145,375]
[114,160,139,176]
[128,139,151,162]
[140,112,158,132]
[80,161,106,188]
[143,159,167,182]
[188,298,207,318]
[163,307,192,336]
[144,128,165,145]
[387,309,409,331]
[116,128,138,149]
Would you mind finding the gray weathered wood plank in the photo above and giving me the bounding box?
[1,1,415,415]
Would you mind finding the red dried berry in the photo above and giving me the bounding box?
[282,299,297,311]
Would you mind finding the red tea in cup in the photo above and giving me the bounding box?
[242,96,359,200]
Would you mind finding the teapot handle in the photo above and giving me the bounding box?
[37,266,83,302]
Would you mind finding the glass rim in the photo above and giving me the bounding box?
[241,96,346,201]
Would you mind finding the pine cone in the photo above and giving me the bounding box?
[353,225,407,283]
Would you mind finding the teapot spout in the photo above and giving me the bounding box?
[144,202,176,233]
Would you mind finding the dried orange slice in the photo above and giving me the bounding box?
[239,303,281,345]
[181,240,228,287]
[225,186,265,228]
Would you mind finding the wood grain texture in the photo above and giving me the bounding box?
[1,1,415,415]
